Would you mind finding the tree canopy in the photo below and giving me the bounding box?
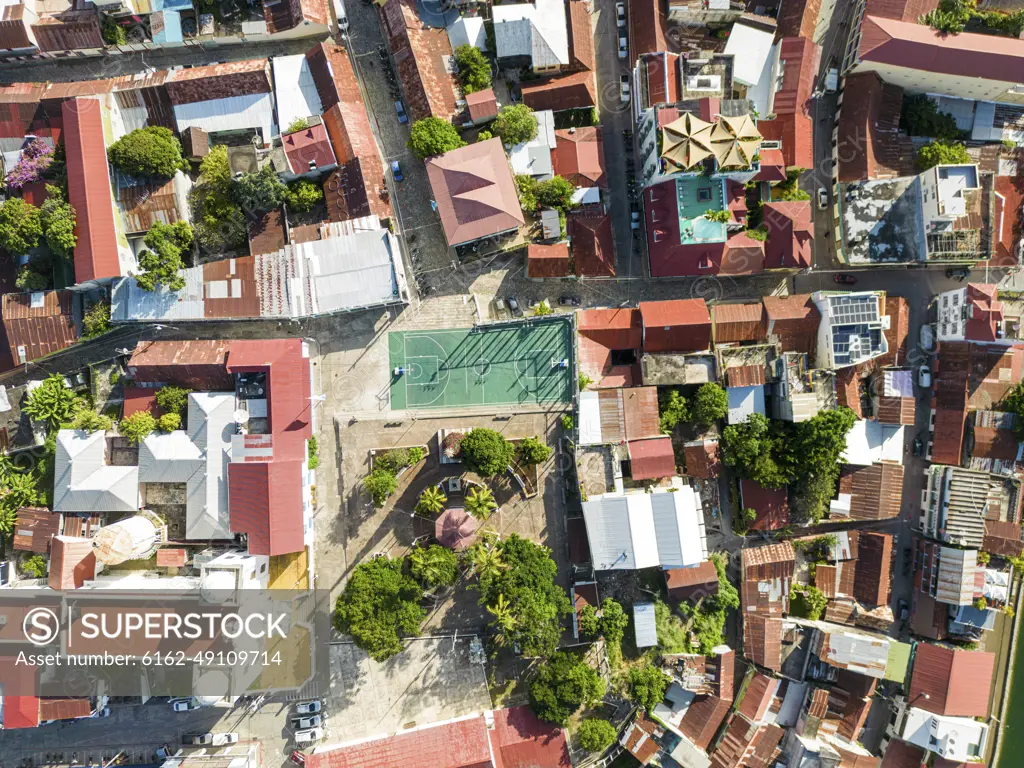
[333,556,425,661]
[136,221,193,292]
[232,166,287,214]
[0,198,42,255]
[493,105,538,146]
[120,411,156,444]
[40,185,76,259]
[156,385,191,417]
[659,389,689,434]
[107,127,186,179]
[692,383,728,425]
[529,651,605,725]
[517,436,552,466]
[578,719,616,753]
[22,374,82,433]
[628,666,671,712]
[408,118,466,159]
[477,534,573,657]
[916,139,971,170]
[284,180,324,213]
[190,146,247,253]
[460,428,515,475]
[454,45,492,94]
[408,544,459,588]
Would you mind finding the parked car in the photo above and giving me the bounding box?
[213,734,239,746]
[913,435,924,456]
[295,728,324,745]
[616,2,626,25]
[171,698,199,713]
[919,323,935,351]
[295,701,321,715]
[919,364,932,389]
[390,160,403,182]
[833,273,857,284]
[558,296,581,307]
[394,100,408,125]
[507,296,524,317]
[618,37,628,58]
[946,266,970,280]
[293,715,322,729]
[817,187,828,210]
[289,752,306,766]
[619,75,630,103]
[183,733,214,746]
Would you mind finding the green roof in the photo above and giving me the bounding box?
[884,640,912,682]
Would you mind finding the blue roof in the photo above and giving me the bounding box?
[153,0,193,11]
[633,602,658,648]
[152,10,183,43]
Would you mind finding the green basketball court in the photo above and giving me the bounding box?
[388,321,574,410]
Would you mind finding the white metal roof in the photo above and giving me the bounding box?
[841,420,905,466]
[727,385,765,424]
[723,22,775,87]
[902,709,988,762]
[139,431,204,483]
[633,602,658,648]
[492,0,569,68]
[571,187,601,205]
[447,16,487,52]
[582,488,707,570]
[173,93,275,141]
[53,430,140,513]
[185,392,235,541]
[578,390,603,445]
[272,54,324,132]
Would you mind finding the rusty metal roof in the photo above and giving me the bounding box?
[853,531,893,606]
[983,519,1023,558]
[727,364,767,387]
[713,302,766,344]
[743,615,783,672]
[117,179,183,234]
[622,386,660,441]
[740,479,789,531]
[680,695,731,751]
[908,642,995,718]
[38,698,92,721]
[628,437,677,480]
[738,674,777,724]
[13,506,59,553]
[1,290,78,366]
[839,462,904,521]
[741,541,795,579]
[684,439,721,479]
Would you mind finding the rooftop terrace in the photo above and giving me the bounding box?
[676,176,727,245]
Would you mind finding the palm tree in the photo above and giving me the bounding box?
[467,541,506,582]
[465,485,497,520]
[486,593,517,647]
[416,485,447,515]
[408,545,458,588]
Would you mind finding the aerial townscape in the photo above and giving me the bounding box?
[0,0,1022,765]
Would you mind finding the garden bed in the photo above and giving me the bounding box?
[368,445,429,477]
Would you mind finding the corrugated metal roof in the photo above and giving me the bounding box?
[908,642,995,718]
[138,430,203,483]
[629,437,677,481]
[633,602,658,648]
[272,54,324,130]
[713,302,766,344]
[116,175,188,234]
[2,290,78,366]
[743,615,783,672]
[172,92,274,140]
[53,430,139,514]
[622,386,660,441]
[12,506,59,553]
[38,698,92,721]
[740,478,788,531]
[185,392,235,541]
[48,535,96,590]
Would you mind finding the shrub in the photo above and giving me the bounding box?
[158,413,181,432]
[408,118,466,159]
[900,93,961,139]
[493,104,538,146]
[517,436,552,466]
[307,436,319,470]
[287,117,310,133]
[477,130,493,142]
[745,226,768,242]
[443,431,465,458]
[120,411,156,444]
[0,198,42,255]
[22,554,48,579]
[15,267,48,291]
[82,300,111,339]
[659,389,688,433]
[155,385,191,417]
[5,138,54,190]
[22,374,83,433]
[561,414,574,430]
[191,146,247,253]
[578,373,592,390]
[101,14,127,44]
[454,44,492,94]
[516,174,539,212]
[704,209,731,223]
[365,468,398,506]
[973,597,988,610]
[536,176,576,212]
[692,383,728,426]
[375,448,414,474]
[789,585,828,620]
[416,485,447,515]
[577,604,599,637]
[460,428,515,475]
[578,719,616,753]
[977,551,991,565]
[40,186,77,258]
[917,139,971,170]
[108,127,186,179]
[532,300,553,316]
[70,409,113,433]
[137,221,193,292]
[232,166,286,214]
[284,180,324,213]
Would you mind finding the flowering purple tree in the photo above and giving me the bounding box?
[5,139,54,191]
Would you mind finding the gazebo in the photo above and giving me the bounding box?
[435,508,481,550]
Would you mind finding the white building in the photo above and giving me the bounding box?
[840,420,904,466]
[508,109,556,180]
[492,0,569,72]
[894,707,988,762]
[813,292,890,369]
[582,485,708,570]
[919,164,984,261]
[936,282,1022,343]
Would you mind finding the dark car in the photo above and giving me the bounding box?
[833,273,857,284]
[183,733,213,746]
[558,296,581,307]
[913,436,924,456]
[946,266,971,281]
[506,297,524,317]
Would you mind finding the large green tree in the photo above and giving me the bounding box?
[454,45,492,94]
[136,221,193,292]
[40,185,76,259]
[232,166,286,214]
[408,117,466,159]
[477,534,573,657]
[22,374,82,433]
[190,146,247,253]
[493,105,538,146]
[916,139,971,171]
[0,198,42,255]
[578,719,616,753]
[408,544,458,588]
[628,666,671,712]
[460,428,515,476]
[107,126,186,179]
[530,651,605,725]
[333,556,425,661]
[692,383,728,426]
[720,413,791,488]
[535,176,575,212]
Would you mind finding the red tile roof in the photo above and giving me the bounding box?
[908,642,995,718]
[879,295,910,367]
[527,243,571,278]
[1,290,78,367]
[283,123,337,175]
[639,299,712,353]
[777,0,821,39]
[492,706,572,767]
[754,148,787,183]
[756,37,820,169]
[63,98,120,283]
[466,88,499,123]
[48,536,96,590]
[665,560,719,601]
[642,53,680,107]
[628,437,677,480]
[836,72,907,183]
[426,138,525,246]
[521,71,596,112]
[553,127,606,187]
[740,479,789,531]
[858,15,1024,80]
[568,212,615,277]
[880,739,926,768]
[764,201,813,269]
[722,232,766,275]
[684,439,722,479]
[380,0,459,121]
[2,696,39,729]
[566,0,595,71]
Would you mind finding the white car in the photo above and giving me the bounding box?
[295,727,324,744]
[171,698,199,712]
[213,734,239,746]
[919,364,932,389]
[618,37,628,58]
[919,323,935,351]
[619,75,631,103]
[293,715,322,729]
[616,2,626,26]
[295,701,321,715]
[817,187,828,210]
